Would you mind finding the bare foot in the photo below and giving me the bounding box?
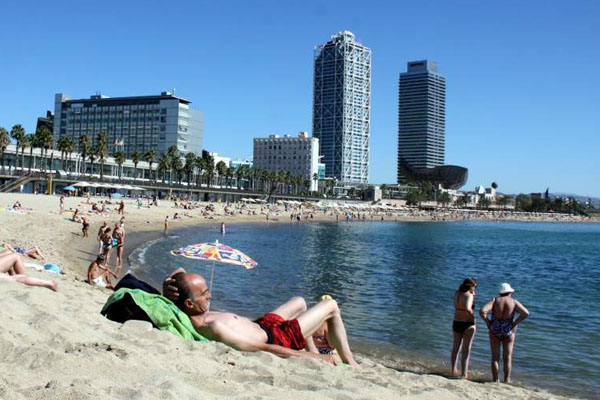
[49,281,59,292]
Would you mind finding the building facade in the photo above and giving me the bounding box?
[253,132,320,192]
[397,60,446,183]
[312,31,371,184]
[53,92,203,158]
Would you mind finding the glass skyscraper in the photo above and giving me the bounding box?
[397,60,446,183]
[312,31,371,184]
[53,92,203,158]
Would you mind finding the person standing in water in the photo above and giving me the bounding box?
[220,222,226,235]
[479,283,530,383]
[450,277,477,378]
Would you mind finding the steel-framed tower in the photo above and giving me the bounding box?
[312,31,371,184]
[397,60,446,183]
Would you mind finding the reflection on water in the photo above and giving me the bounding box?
[131,220,600,399]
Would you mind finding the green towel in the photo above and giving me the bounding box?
[102,288,209,342]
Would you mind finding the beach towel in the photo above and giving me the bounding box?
[101,288,209,342]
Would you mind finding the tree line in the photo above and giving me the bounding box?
[0,124,315,197]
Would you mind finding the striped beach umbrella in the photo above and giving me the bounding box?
[171,240,257,290]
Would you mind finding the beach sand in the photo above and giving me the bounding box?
[0,193,575,399]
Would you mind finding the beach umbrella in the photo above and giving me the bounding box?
[111,193,124,198]
[63,185,76,191]
[171,240,257,291]
[73,181,90,187]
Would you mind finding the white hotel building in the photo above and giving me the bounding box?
[253,132,321,192]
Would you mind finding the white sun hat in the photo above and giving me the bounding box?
[498,282,515,295]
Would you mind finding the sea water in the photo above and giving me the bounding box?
[130,220,600,399]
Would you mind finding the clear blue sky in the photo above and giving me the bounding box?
[1,0,598,196]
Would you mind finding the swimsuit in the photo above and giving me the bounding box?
[452,320,475,334]
[254,313,306,350]
[13,246,26,254]
[453,293,475,334]
[313,335,334,355]
[489,298,515,340]
[92,276,107,288]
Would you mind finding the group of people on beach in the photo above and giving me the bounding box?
[451,278,530,383]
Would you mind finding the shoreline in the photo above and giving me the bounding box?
[0,192,588,399]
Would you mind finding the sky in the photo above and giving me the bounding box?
[1,0,599,196]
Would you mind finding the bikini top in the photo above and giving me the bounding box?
[454,292,475,311]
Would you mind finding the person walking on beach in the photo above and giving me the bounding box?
[163,268,359,367]
[118,199,125,215]
[479,283,530,383]
[164,216,169,235]
[81,216,90,237]
[451,277,477,378]
[59,194,65,215]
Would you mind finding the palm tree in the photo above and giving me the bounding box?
[172,157,184,185]
[88,147,98,177]
[202,153,215,187]
[184,153,196,187]
[79,135,90,176]
[26,133,36,174]
[57,137,70,171]
[0,127,10,173]
[65,137,75,173]
[114,150,126,179]
[35,126,53,172]
[96,131,108,180]
[144,149,156,182]
[216,161,227,187]
[10,124,26,172]
[131,150,141,182]
[158,153,170,184]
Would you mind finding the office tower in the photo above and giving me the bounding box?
[397,60,446,183]
[53,92,203,158]
[253,132,321,192]
[313,31,371,184]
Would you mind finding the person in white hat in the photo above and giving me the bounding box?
[479,282,530,383]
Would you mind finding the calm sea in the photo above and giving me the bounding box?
[130,220,600,399]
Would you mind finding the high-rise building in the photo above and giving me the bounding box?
[312,31,371,184]
[253,132,320,191]
[53,92,203,158]
[397,60,446,183]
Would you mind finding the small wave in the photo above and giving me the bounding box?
[131,237,165,268]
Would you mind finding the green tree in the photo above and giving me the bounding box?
[131,150,141,182]
[10,124,26,171]
[79,135,90,176]
[57,136,70,171]
[167,146,179,185]
[144,149,156,182]
[202,153,215,187]
[88,146,98,177]
[184,152,196,187]
[439,191,452,208]
[478,196,491,209]
[158,153,170,183]
[35,125,53,172]
[515,194,531,211]
[114,150,126,179]
[26,133,36,174]
[96,131,108,180]
[216,160,227,187]
[406,188,421,206]
[0,127,10,172]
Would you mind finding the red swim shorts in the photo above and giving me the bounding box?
[255,313,306,350]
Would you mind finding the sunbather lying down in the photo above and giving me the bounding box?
[2,243,45,260]
[162,268,359,367]
[0,253,58,291]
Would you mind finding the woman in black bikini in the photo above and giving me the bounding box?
[451,277,477,378]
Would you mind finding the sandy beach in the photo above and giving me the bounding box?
[0,192,580,399]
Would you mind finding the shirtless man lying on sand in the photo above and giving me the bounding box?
[163,268,359,367]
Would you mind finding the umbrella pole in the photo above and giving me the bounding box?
[209,260,216,292]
